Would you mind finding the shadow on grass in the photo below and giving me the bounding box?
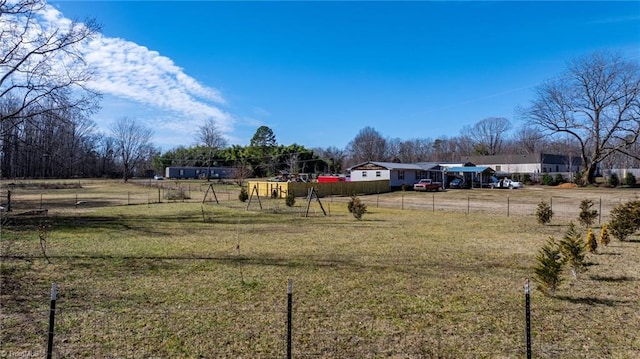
[556,295,630,306]
[2,253,359,269]
[589,274,635,282]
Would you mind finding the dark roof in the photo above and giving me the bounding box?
[462,153,581,166]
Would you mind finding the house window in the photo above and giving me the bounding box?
[376,171,381,177]
[542,167,547,173]
[556,165,559,172]
[362,171,367,177]
[398,170,404,180]
[179,169,184,176]
[495,165,501,172]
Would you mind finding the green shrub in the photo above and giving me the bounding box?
[347,195,367,220]
[554,173,565,184]
[578,199,598,228]
[536,200,553,225]
[239,187,248,202]
[401,184,411,191]
[573,173,584,186]
[285,192,296,207]
[609,173,620,187]
[534,238,564,297]
[541,174,554,186]
[608,199,640,241]
[624,173,637,187]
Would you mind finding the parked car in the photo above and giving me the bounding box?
[154,175,164,180]
[413,179,444,192]
[490,177,523,189]
[448,177,468,189]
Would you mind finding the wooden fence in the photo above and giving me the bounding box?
[246,180,390,198]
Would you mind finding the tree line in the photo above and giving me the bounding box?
[2,1,639,184]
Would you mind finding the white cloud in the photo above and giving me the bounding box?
[38,2,235,137]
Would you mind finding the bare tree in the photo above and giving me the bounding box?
[196,118,228,149]
[196,118,228,179]
[110,118,154,182]
[460,117,512,155]
[511,124,547,154]
[524,51,640,184]
[0,0,101,133]
[347,126,387,164]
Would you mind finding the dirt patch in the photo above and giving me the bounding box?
[557,183,578,189]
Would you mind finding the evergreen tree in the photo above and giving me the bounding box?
[347,195,367,220]
[608,199,640,241]
[536,200,553,225]
[578,199,598,228]
[585,227,598,253]
[238,187,248,202]
[285,192,296,207]
[599,224,611,247]
[534,238,564,297]
[559,223,586,279]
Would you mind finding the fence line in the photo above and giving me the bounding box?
[3,282,639,358]
[3,186,635,223]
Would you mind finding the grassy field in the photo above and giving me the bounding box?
[1,180,639,358]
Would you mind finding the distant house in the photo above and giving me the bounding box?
[461,153,583,181]
[348,161,445,188]
[165,166,234,179]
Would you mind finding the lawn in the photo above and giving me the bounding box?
[1,180,639,358]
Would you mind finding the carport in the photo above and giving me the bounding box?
[445,166,495,188]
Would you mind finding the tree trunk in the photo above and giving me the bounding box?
[583,162,599,185]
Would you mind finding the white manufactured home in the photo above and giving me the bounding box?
[348,161,445,188]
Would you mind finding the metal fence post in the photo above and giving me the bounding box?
[47,283,58,359]
[287,279,293,359]
[599,197,602,224]
[525,279,531,359]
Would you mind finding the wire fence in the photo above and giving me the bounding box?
[2,182,636,223]
[3,283,639,358]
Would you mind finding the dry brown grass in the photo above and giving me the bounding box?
[1,180,639,358]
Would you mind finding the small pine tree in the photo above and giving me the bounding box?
[347,195,367,220]
[624,172,637,187]
[534,238,564,297]
[238,187,248,202]
[285,192,296,207]
[578,199,598,228]
[608,199,640,241]
[609,173,620,187]
[559,223,586,279]
[536,200,553,225]
[599,224,611,246]
[585,227,598,253]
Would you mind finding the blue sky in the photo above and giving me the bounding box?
[45,1,640,151]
